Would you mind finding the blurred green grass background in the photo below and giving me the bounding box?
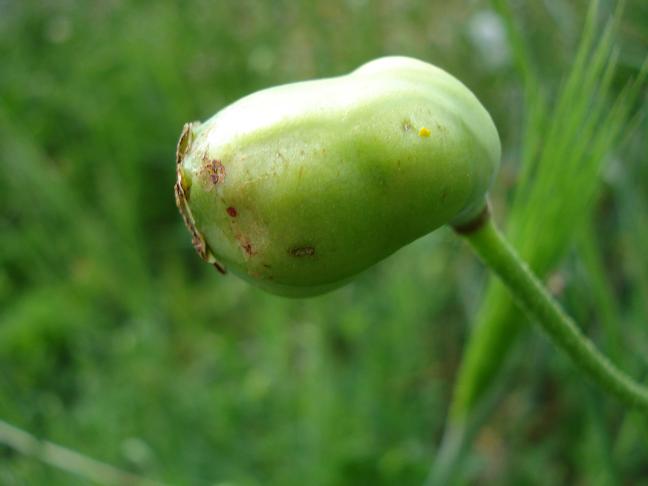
[1,1,647,484]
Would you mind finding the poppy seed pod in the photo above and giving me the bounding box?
[175,56,501,296]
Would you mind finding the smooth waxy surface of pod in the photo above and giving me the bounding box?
[175,56,501,296]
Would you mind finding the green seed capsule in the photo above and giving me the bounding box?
[175,56,501,296]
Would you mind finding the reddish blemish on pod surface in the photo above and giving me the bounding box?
[226,207,238,217]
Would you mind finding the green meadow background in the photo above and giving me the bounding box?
[1,1,646,484]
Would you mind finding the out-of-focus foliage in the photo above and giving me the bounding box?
[0,1,646,484]
[446,0,646,458]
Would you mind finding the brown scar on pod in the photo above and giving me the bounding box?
[175,122,227,274]
[289,246,315,257]
[200,156,226,189]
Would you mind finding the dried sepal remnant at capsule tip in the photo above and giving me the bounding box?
[176,122,196,165]
[174,123,227,274]
[174,181,205,258]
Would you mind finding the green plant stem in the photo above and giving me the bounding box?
[458,215,648,414]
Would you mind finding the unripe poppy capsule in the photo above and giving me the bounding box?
[175,56,501,296]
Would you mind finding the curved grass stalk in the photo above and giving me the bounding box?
[0,419,162,486]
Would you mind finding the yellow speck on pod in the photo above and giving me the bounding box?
[419,127,431,138]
